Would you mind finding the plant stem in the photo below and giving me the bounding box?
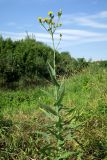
[51,33,56,78]
[51,32,63,154]
[51,33,58,102]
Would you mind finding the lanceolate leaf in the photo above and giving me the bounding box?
[40,144,55,155]
[41,89,53,98]
[36,131,49,138]
[40,103,57,116]
[55,151,72,160]
[48,129,63,141]
[55,82,65,106]
[48,61,55,76]
[47,62,60,87]
[36,131,50,143]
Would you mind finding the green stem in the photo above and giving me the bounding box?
[51,33,58,102]
[51,33,56,78]
[51,33,62,153]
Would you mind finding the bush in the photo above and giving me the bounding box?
[0,36,89,88]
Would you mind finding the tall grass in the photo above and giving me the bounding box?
[1,66,107,159]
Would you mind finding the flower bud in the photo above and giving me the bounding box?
[60,33,62,37]
[38,17,42,23]
[43,17,49,23]
[48,11,53,17]
[58,9,62,17]
[59,23,62,27]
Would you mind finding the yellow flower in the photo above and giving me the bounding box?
[48,11,53,17]
[43,17,49,23]
[38,17,42,23]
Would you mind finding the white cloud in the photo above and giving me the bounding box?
[58,29,107,47]
[1,29,107,58]
[1,29,107,47]
[62,11,107,29]
[56,29,101,37]
[96,11,107,18]
[73,17,107,29]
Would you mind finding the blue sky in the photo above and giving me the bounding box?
[0,0,107,60]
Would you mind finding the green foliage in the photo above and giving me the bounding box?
[37,10,88,160]
[0,34,89,89]
[0,66,107,159]
[0,36,53,87]
[37,10,81,159]
[1,8,107,160]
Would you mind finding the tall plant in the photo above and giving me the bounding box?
[38,10,80,159]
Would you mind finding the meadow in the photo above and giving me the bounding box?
[0,64,107,160]
[1,10,107,160]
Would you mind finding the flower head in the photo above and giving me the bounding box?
[43,17,49,23]
[48,11,53,17]
[38,17,42,23]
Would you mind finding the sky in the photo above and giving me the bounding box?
[0,0,107,60]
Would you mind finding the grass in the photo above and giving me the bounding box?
[0,65,107,159]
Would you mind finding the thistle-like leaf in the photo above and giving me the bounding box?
[47,62,59,87]
[48,129,63,141]
[65,107,76,116]
[68,121,84,130]
[55,151,72,160]
[36,131,49,138]
[36,131,50,143]
[39,143,55,155]
[40,103,57,116]
[55,82,65,106]
[64,134,77,141]
[41,89,53,98]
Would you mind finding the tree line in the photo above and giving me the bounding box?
[0,35,89,88]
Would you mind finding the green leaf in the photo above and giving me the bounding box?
[40,103,57,116]
[55,151,72,160]
[41,89,53,98]
[55,82,65,106]
[65,107,76,116]
[48,61,55,76]
[47,62,59,87]
[68,121,84,130]
[36,131,50,143]
[40,143,54,156]
[36,131,49,137]
[48,129,63,141]
[64,134,77,141]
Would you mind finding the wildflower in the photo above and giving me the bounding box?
[43,17,49,23]
[48,11,53,17]
[58,9,62,17]
[38,17,42,23]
